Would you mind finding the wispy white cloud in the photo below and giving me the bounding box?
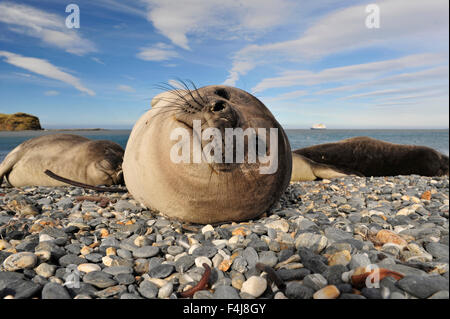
[261,89,309,103]
[137,43,179,61]
[226,0,449,85]
[91,57,105,65]
[252,53,448,93]
[0,2,96,55]
[315,66,449,95]
[167,79,185,89]
[0,51,95,96]
[342,84,449,100]
[117,84,135,92]
[141,0,294,50]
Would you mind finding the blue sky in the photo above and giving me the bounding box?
[0,0,448,129]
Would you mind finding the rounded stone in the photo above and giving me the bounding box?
[313,285,340,299]
[77,263,102,274]
[195,256,212,268]
[303,274,328,291]
[42,282,71,299]
[265,220,290,233]
[3,252,37,271]
[34,263,56,278]
[138,280,159,299]
[240,276,267,298]
[132,246,160,258]
[149,264,175,278]
[158,282,173,298]
[59,254,85,267]
[213,285,240,299]
[285,282,315,299]
[82,271,117,288]
[328,250,351,266]
[295,233,328,254]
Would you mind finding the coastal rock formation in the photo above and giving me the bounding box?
[0,113,42,131]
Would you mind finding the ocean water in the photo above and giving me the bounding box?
[0,129,448,162]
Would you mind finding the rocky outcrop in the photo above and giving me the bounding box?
[0,113,42,131]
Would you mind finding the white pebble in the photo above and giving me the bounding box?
[39,234,55,243]
[195,256,212,268]
[188,244,200,255]
[201,224,214,234]
[158,282,173,298]
[240,276,267,298]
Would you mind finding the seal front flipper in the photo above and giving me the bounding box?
[291,153,362,182]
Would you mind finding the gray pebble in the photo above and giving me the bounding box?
[42,282,71,299]
[213,285,240,299]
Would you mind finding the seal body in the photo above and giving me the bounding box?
[123,85,292,224]
[292,136,449,178]
[0,134,124,187]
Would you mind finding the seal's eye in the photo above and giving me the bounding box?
[215,88,229,100]
[212,100,225,112]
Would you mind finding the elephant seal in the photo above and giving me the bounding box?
[292,136,449,179]
[0,134,124,187]
[123,84,292,224]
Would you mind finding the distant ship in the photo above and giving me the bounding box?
[311,123,326,130]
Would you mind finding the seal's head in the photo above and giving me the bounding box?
[86,140,124,185]
[123,83,292,224]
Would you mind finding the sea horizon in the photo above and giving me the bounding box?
[1,128,448,163]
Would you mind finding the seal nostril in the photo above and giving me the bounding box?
[215,88,229,100]
[212,100,225,112]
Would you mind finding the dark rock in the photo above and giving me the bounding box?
[132,246,160,258]
[42,282,71,299]
[114,273,135,285]
[192,246,218,258]
[0,271,42,299]
[175,255,195,273]
[138,280,159,299]
[149,264,175,278]
[285,282,314,299]
[276,268,310,281]
[83,271,117,289]
[361,287,382,299]
[425,242,449,261]
[59,254,85,267]
[213,285,240,299]
[396,275,449,299]
[322,265,347,285]
[339,293,367,299]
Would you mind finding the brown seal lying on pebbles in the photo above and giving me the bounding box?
[0,134,124,187]
[291,136,449,180]
[123,84,292,224]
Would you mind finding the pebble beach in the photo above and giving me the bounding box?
[0,175,448,300]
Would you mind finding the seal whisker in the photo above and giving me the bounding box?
[175,78,206,110]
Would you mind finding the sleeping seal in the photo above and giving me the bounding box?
[0,134,124,187]
[123,84,292,224]
[291,136,449,180]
